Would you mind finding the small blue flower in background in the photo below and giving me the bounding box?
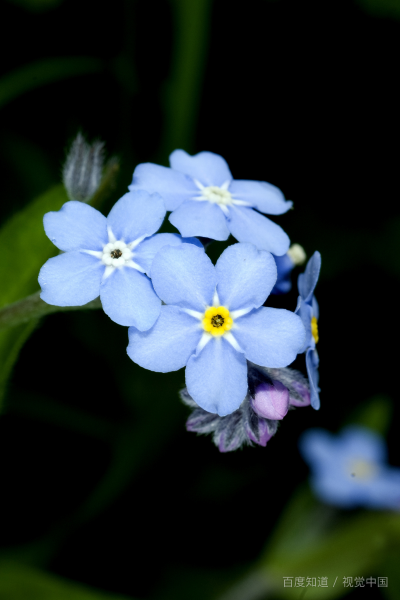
[299,426,400,510]
[271,243,307,295]
[38,191,199,330]
[129,149,292,255]
[127,242,305,416]
[295,250,321,410]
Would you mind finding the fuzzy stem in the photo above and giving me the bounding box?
[0,291,102,332]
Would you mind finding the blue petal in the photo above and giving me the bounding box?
[100,267,161,329]
[271,253,294,295]
[339,426,387,463]
[129,162,197,211]
[367,469,400,509]
[106,190,165,243]
[134,233,190,276]
[312,295,320,320]
[185,337,247,415]
[233,307,306,367]
[215,243,277,311]
[151,244,216,311]
[39,251,103,306]
[297,299,313,352]
[169,200,230,241]
[127,306,201,372]
[299,429,337,467]
[298,251,321,304]
[227,205,290,255]
[44,201,107,252]
[170,149,232,186]
[230,180,292,215]
[311,473,362,508]
[306,347,320,410]
[181,236,204,248]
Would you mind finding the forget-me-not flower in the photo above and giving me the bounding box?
[39,190,198,330]
[127,242,305,416]
[129,150,292,255]
[295,251,321,410]
[299,426,400,510]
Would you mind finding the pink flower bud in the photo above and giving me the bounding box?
[252,380,290,420]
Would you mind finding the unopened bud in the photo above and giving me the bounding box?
[287,243,306,266]
[63,133,104,202]
[252,380,290,420]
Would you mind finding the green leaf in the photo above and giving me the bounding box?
[0,560,132,600]
[0,57,102,109]
[345,395,393,436]
[0,184,69,410]
[356,0,400,19]
[259,486,400,599]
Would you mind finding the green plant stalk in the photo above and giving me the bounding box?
[0,291,102,332]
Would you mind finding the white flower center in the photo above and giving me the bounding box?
[82,227,147,279]
[192,179,251,215]
[201,186,233,206]
[101,241,132,267]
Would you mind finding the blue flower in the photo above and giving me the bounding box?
[38,191,199,330]
[299,426,400,510]
[271,244,307,295]
[295,251,321,410]
[127,243,305,416]
[129,150,292,255]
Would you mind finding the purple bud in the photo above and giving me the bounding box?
[289,381,311,407]
[252,380,290,420]
[245,418,274,447]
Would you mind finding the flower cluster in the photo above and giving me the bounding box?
[39,148,322,450]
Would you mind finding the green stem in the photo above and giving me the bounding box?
[0,291,102,332]
[159,0,213,159]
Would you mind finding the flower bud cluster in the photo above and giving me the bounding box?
[182,363,310,452]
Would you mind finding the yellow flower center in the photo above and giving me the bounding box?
[202,306,233,337]
[347,459,377,481]
[311,316,319,344]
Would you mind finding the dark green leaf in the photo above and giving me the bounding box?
[0,184,69,410]
[0,57,102,109]
[0,561,132,599]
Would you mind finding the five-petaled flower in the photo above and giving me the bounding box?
[129,150,292,255]
[295,251,321,410]
[38,190,199,330]
[127,243,305,416]
[299,426,400,510]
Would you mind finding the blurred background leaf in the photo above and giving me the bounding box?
[0,184,68,409]
[0,57,102,109]
[0,561,133,599]
[356,0,400,18]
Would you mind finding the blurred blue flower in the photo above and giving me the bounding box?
[295,251,321,410]
[127,243,305,416]
[39,191,198,330]
[299,426,400,510]
[129,150,292,255]
[271,243,306,295]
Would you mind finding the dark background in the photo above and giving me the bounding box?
[0,0,399,598]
